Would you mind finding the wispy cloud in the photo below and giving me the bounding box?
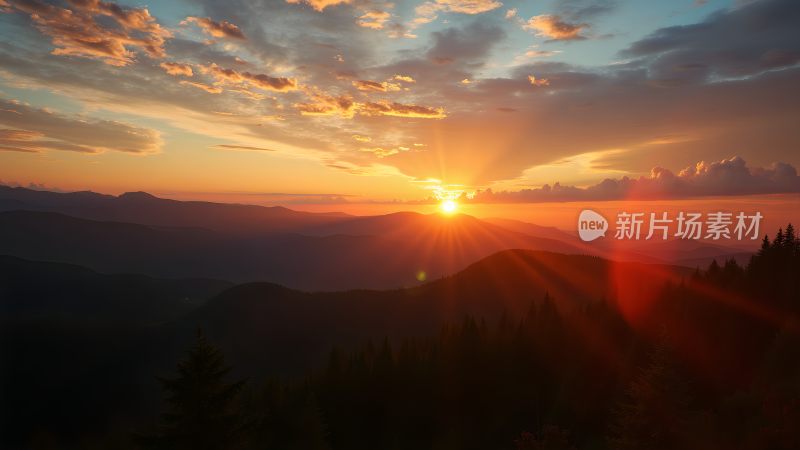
[523,15,588,41]
[160,62,193,77]
[357,10,391,30]
[411,0,503,31]
[182,16,245,40]
[352,79,401,92]
[0,97,161,154]
[179,80,223,94]
[295,94,446,119]
[202,63,298,92]
[285,0,353,12]
[213,144,276,152]
[360,100,446,119]
[4,0,170,66]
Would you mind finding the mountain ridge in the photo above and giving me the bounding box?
[0,210,585,290]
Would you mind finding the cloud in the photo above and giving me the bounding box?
[411,0,503,30]
[3,0,799,192]
[4,0,170,66]
[68,0,166,32]
[524,49,560,58]
[383,58,799,185]
[296,92,357,117]
[352,79,401,92]
[427,22,506,65]
[0,129,44,152]
[393,75,415,83]
[0,97,160,154]
[523,15,588,41]
[361,147,402,158]
[179,80,223,94]
[0,180,69,192]
[411,2,440,27]
[160,61,193,76]
[470,157,800,202]
[357,10,391,30]
[352,134,371,142]
[527,75,550,86]
[555,0,617,20]
[217,191,353,205]
[295,93,446,119]
[620,0,800,81]
[425,0,502,15]
[202,63,298,92]
[385,22,416,39]
[285,0,352,12]
[513,48,562,64]
[213,144,276,151]
[164,37,256,68]
[182,16,245,40]
[0,8,386,165]
[361,100,446,118]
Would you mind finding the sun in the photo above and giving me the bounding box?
[440,199,458,215]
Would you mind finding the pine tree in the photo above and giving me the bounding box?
[774,228,784,248]
[706,259,720,278]
[752,322,800,449]
[294,393,332,450]
[759,235,770,255]
[135,330,246,450]
[784,224,795,245]
[784,223,796,255]
[608,336,693,450]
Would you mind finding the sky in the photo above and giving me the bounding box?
[0,0,799,212]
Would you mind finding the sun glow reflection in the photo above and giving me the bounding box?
[440,199,458,215]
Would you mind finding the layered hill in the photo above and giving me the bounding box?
[0,255,231,324]
[0,210,583,290]
[0,250,692,447]
[0,186,350,235]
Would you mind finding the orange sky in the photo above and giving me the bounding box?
[1,0,799,209]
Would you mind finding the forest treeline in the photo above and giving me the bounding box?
[136,224,800,450]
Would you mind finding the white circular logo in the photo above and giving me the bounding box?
[578,209,608,242]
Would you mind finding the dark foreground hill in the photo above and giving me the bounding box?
[174,250,691,376]
[0,255,231,324]
[4,232,798,450]
[0,257,231,448]
[0,250,693,448]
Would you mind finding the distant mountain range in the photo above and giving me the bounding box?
[0,186,753,289]
[0,209,582,290]
[0,186,349,235]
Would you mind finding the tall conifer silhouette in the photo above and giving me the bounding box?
[136,330,246,450]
